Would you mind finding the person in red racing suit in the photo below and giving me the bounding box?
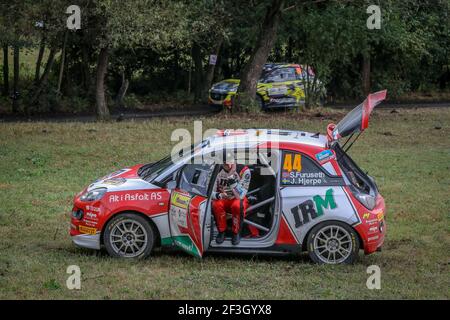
[212,162,259,245]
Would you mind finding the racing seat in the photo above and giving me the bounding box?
[241,165,276,236]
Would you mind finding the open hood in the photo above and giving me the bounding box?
[327,90,387,142]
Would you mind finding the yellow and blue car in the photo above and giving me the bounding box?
[208,63,319,110]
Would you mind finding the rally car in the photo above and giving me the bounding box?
[70,90,387,264]
[208,63,325,110]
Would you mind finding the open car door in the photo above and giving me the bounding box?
[327,90,387,142]
[168,163,216,258]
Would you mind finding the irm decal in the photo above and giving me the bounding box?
[289,188,337,227]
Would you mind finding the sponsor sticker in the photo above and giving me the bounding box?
[315,149,335,163]
[86,205,100,212]
[170,191,191,229]
[268,86,288,96]
[171,192,191,209]
[85,212,98,220]
[170,206,188,229]
[84,220,98,227]
[78,225,97,235]
[109,192,162,203]
[377,211,384,221]
[288,188,337,227]
[363,211,384,223]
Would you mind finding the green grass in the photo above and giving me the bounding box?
[0,108,449,299]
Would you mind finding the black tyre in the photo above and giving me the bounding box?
[256,94,266,110]
[104,213,155,259]
[307,221,359,264]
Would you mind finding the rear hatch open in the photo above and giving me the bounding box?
[327,90,387,142]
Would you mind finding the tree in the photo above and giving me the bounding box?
[235,0,285,112]
[0,1,34,112]
[180,0,231,103]
[2,44,9,97]
[89,0,189,119]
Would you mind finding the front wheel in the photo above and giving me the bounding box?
[104,213,155,259]
[256,95,266,110]
[307,221,360,264]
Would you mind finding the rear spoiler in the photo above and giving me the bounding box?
[327,90,387,143]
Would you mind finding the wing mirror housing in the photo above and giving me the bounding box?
[166,171,178,190]
[166,180,177,190]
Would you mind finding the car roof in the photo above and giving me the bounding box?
[264,63,300,70]
[206,129,327,149]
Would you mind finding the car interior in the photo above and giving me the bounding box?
[163,149,278,244]
[211,152,278,241]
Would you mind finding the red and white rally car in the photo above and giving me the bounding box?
[70,91,387,264]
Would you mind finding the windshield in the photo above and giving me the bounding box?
[138,140,210,182]
[260,67,298,83]
[138,155,174,182]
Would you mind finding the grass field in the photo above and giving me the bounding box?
[0,107,449,299]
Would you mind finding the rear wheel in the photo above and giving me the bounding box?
[307,221,359,264]
[104,213,154,259]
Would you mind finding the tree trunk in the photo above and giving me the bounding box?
[192,42,204,103]
[115,69,129,109]
[220,46,232,79]
[286,37,293,62]
[95,47,110,120]
[35,34,46,84]
[56,31,68,94]
[2,44,9,97]
[202,38,223,103]
[362,52,371,96]
[236,0,285,111]
[40,47,57,85]
[187,46,192,96]
[12,44,19,113]
[30,46,57,106]
[81,31,91,93]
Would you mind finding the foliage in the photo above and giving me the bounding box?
[0,0,449,115]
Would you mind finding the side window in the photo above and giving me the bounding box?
[178,164,214,196]
[281,151,342,186]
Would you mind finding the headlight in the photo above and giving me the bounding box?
[72,209,83,220]
[354,192,376,210]
[80,188,107,202]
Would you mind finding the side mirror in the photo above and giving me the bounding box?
[166,180,177,190]
[166,171,179,190]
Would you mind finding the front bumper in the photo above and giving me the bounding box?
[71,232,101,250]
[209,90,236,108]
[70,197,103,250]
[264,96,304,108]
